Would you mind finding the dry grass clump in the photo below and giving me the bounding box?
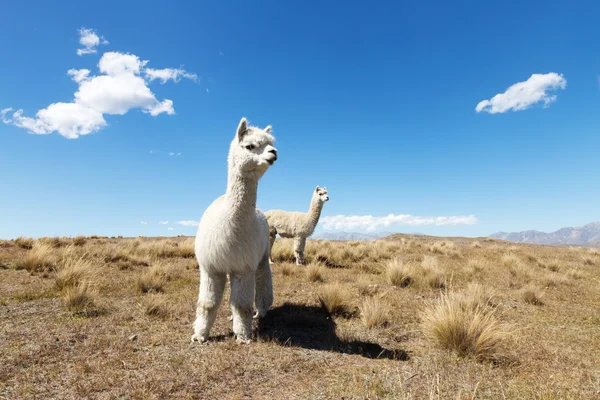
[429,241,459,257]
[72,236,87,247]
[318,284,356,317]
[356,279,379,296]
[360,297,389,329]
[466,256,489,274]
[54,255,94,291]
[588,248,600,256]
[306,262,324,282]
[421,290,507,360]
[137,265,167,294]
[565,267,584,280]
[421,256,446,289]
[143,295,170,318]
[386,259,415,287]
[18,242,57,273]
[582,256,595,266]
[38,236,68,248]
[521,285,544,305]
[470,241,482,249]
[545,259,562,272]
[62,282,99,316]
[14,237,34,249]
[270,239,296,263]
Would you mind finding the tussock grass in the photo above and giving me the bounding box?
[360,297,389,329]
[62,282,99,316]
[521,285,544,305]
[421,291,507,360]
[54,255,93,291]
[14,237,34,249]
[466,256,489,274]
[38,237,68,249]
[137,265,167,294]
[306,262,324,282]
[143,295,169,318]
[18,242,57,272]
[318,284,356,317]
[582,256,595,266]
[72,236,87,247]
[386,259,415,287]
[470,241,482,249]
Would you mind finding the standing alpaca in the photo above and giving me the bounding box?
[191,117,277,344]
[266,186,329,265]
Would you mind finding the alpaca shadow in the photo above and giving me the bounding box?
[257,303,409,361]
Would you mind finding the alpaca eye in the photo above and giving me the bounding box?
[245,144,255,150]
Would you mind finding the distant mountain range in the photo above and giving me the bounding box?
[314,232,394,241]
[490,222,600,247]
[313,231,429,241]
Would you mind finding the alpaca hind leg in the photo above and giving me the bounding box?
[268,231,277,263]
[229,272,255,344]
[254,252,273,319]
[191,269,226,343]
[294,236,307,265]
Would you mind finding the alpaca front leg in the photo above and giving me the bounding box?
[229,272,255,344]
[191,269,226,343]
[254,252,273,319]
[294,236,306,265]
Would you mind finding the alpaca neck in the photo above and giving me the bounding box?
[306,197,324,230]
[225,169,258,219]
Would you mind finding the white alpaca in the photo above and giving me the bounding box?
[266,186,329,265]
[191,117,277,344]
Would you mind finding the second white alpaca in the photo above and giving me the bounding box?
[266,186,329,265]
[191,117,277,344]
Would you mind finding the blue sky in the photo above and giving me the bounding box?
[1,0,599,239]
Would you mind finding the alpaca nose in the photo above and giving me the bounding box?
[269,148,277,156]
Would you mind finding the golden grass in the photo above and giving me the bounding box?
[14,237,34,249]
[521,285,544,305]
[72,235,87,246]
[306,262,324,282]
[386,259,415,287]
[318,284,356,317]
[54,255,93,291]
[18,242,57,272]
[62,282,99,316]
[421,291,507,360]
[2,235,600,398]
[360,297,389,329]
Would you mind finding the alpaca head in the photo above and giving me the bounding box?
[228,117,277,179]
[314,186,329,203]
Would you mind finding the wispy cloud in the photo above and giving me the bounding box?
[476,73,566,114]
[1,28,197,139]
[145,67,198,83]
[320,214,478,232]
[141,221,148,225]
[159,221,169,225]
[76,27,108,56]
[168,227,174,231]
[177,220,199,227]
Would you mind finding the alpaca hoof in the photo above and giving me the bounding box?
[236,336,252,345]
[191,333,208,343]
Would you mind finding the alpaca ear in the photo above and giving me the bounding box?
[237,117,248,141]
[316,185,320,191]
[264,125,272,133]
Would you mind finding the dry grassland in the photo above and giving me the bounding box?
[1,234,599,399]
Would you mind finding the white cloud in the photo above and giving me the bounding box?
[177,220,199,227]
[168,227,174,231]
[476,73,566,114]
[2,30,197,139]
[168,152,175,156]
[320,214,478,232]
[159,221,169,225]
[141,221,148,225]
[77,27,108,56]
[145,67,198,83]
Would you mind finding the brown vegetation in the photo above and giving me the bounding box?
[0,234,599,398]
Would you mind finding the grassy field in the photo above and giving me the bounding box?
[1,234,599,399]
